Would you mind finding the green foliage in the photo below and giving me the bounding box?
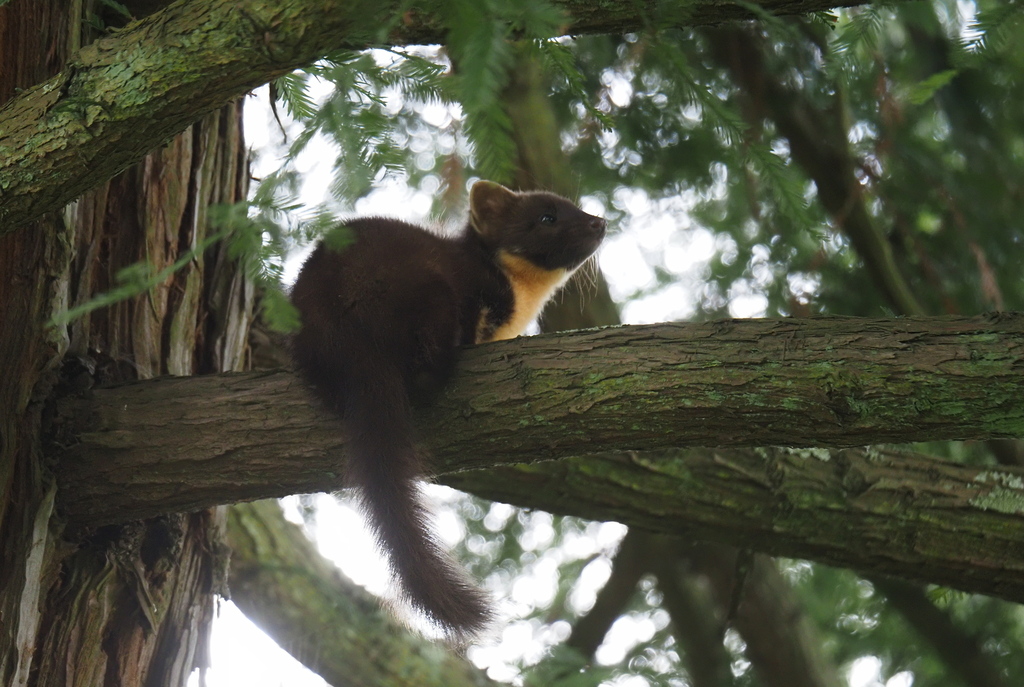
[537,39,615,130]
[273,72,317,121]
[954,0,1024,59]
[828,5,887,62]
[906,68,958,104]
[257,0,572,207]
[271,49,454,206]
[788,563,1024,687]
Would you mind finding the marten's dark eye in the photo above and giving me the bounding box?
[540,213,556,225]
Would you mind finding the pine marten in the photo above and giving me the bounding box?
[290,181,606,642]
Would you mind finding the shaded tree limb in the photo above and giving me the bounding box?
[565,529,650,658]
[1,0,915,233]
[53,315,1024,524]
[870,577,1012,687]
[680,544,842,687]
[226,500,496,687]
[448,442,1024,606]
[651,550,738,687]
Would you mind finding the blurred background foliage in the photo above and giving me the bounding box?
[242,0,1024,684]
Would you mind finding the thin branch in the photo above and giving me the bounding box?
[652,551,737,687]
[565,530,650,658]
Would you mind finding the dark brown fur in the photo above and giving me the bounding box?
[290,181,605,641]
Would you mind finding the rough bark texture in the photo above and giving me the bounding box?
[226,501,497,687]
[27,103,249,687]
[1,5,81,684]
[43,314,1024,605]
[0,0,913,232]
[0,3,255,685]
[52,314,1024,524]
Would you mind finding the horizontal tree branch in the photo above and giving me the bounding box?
[53,314,1022,512]
[51,315,1024,601]
[2,0,904,231]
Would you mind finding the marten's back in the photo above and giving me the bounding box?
[291,217,500,409]
[292,218,463,333]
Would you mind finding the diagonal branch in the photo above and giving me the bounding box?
[707,26,927,316]
[226,500,497,686]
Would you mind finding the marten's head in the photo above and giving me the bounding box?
[469,181,606,271]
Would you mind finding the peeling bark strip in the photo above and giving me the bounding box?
[1,0,910,232]
[54,314,1024,527]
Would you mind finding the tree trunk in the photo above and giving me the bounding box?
[0,3,253,685]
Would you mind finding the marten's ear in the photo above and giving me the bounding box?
[470,181,518,237]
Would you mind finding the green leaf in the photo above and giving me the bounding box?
[907,69,958,105]
[260,287,302,334]
[274,72,316,120]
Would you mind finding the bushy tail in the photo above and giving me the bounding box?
[340,365,492,642]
